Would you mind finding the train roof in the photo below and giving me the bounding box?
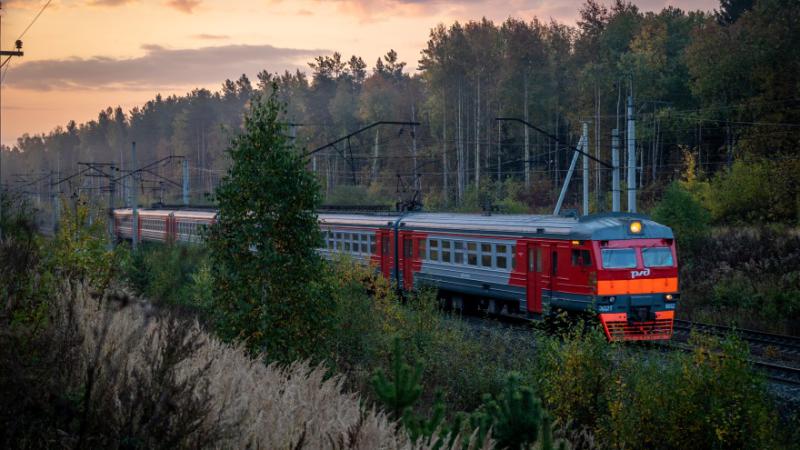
[319,212,674,241]
[115,208,673,241]
[114,208,216,219]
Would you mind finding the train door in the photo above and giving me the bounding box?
[537,243,555,312]
[400,232,416,290]
[526,243,543,313]
[379,229,392,279]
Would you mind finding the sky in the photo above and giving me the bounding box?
[1,0,718,146]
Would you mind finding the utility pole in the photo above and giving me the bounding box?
[411,105,419,191]
[182,159,189,206]
[582,122,589,216]
[0,1,25,241]
[108,171,115,243]
[131,141,138,250]
[626,94,636,213]
[611,128,621,212]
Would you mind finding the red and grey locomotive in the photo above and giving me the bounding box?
[113,208,678,341]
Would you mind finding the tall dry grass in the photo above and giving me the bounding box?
[54,281,491,450]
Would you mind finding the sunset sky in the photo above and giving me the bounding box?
[1,0,717,146]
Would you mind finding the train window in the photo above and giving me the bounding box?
[496,244,508,269]
[430,239,439,261]
[344,235,351,252]
[642,247,674,267]
[442,240,452,263]
[370,235,376,254]
[467,242,478,265]
[419,238,426,259]
[571,249,592,267]
[404,239,412,258]
[382,236,389,255]
[360,235,368,254]
[454,241,464,264]
[536,249,542,272]
[601,248,637,269]
[481,243,492,267]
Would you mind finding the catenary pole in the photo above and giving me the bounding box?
[612,128,621,212]
[582,122,589,216]
[131,141,138,250]
[626,95,637,213]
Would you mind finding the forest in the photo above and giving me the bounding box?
[3,1,800,448]
[3,0,799,223]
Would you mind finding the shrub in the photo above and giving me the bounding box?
[3,277,494,450]
[50,197,118,289]
[535,326,614,429]
[705,158,800,224]
[651,182,710,255]
[122,243,211,308]
[534,326,782,449]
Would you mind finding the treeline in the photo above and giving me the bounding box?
[3,0,800,220]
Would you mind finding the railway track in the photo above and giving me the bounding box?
[673,319,800,360]
[465,313,800,387]
[651,319,800,386]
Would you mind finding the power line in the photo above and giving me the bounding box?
[16,0,52,41]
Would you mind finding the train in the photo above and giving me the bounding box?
[113,207,678,341]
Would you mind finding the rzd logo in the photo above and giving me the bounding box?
[631,268,650,279]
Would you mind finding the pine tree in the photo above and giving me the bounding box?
[371,338,423,419]
[207,83,332,362]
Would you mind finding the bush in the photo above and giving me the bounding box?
[3,279,486,449]
[50,197,118,289]
[705,158,800,224]
[679,226,800,334]
[651,182,710,255]
[534,327,781,449]
[122,243,211,308]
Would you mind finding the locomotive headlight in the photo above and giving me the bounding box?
[629,220,643,234]
[607,296,616,304]
[665,294,675,302]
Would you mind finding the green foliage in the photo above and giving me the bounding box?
[324,184,392,207]
[679,226,800,334]
[207,85,333,362]
[122,243,211,309]
[50,198,117,288]
[704,159,800,224]
[534,327,782,449]
[535,326,614,428]
[402,391,447,443]
[471,373,568,450]
[651,182,710,254]
[372,338,424,419]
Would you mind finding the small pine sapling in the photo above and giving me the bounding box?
[473,373,569,450]
[371,338,423,419]
[402,390,446,442]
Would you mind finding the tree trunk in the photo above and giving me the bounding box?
[524,74,530,187]
[372,128,379,183]
[457,83,465,203]
[475,79,481,188]
[442,93,449,205]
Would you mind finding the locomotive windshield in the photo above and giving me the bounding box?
[642,247,674,267]
[601,248,637,269]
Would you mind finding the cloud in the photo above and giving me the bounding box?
[192,33,229,40]
[166,0,201,13]
[303,0,718,22]
[88,0,137,6]
[7,43,329,91]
